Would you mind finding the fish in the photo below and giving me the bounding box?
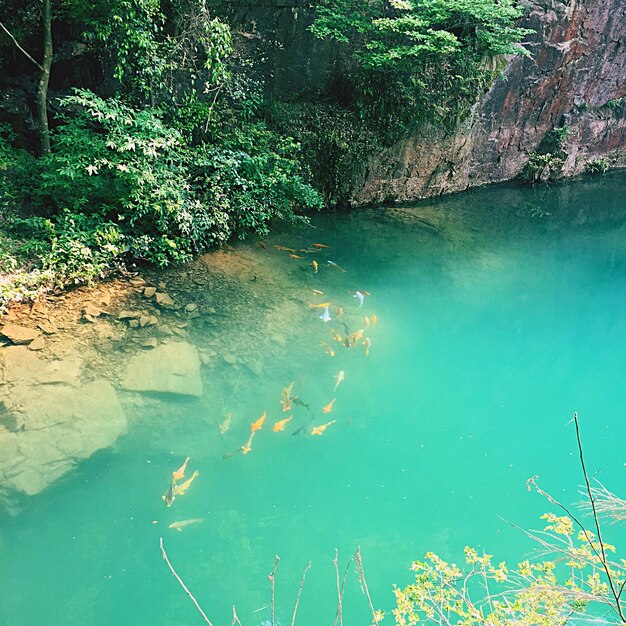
[173,470,199,496]
[292,419,313,436]
[352,329,364,343]
[337,306,344,318]
[327,260,346,272]
[343,337,351,348]
[172,456,190,481]
[331,328,343,343]
[273,415,293,432]
[162,480,176,507]
[308,302,331,309]
[320,305,332,322]
[301,248,319,254]
[371,314,378,326]
[251,410,267,432]
[312,260,318,273]
[218,413,232,435]
[169,518,204,532]
[364,316,370,327]
[334,371,345,392]
[242,431,256,455]
[289,254,304,259]
[311,289,324,295]
[292,397,310,410]
[274,245,296,252]
[353,291,365,307]
[281,382,295,412]
[363,337,371,356]
[323,398,336,414]
[311,420,336,436]
[258,241,267,249]
[312,243,331,248]
[321,341,335,357]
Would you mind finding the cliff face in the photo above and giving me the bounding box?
[353,0,626,204]
[228,0,625,204]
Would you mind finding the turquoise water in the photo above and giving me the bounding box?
[1,173,625,625]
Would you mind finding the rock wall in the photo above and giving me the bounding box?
[353,0,626,204]
[225,0,625,204]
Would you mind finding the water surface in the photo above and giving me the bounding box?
[1,173,625,625]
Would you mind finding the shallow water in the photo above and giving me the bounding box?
[1,173,625,625]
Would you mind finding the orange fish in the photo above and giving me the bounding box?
[311,289,324,295]
[173,470,199,496]
[251,410,267,432]
[364,316,370,327]
[321,342,335,357]
[242,431,256,455]
[274,245,296,252]
[273,415,293,432]
[352,329,364,343]
[313,243,331,248]
[331,328,343,343]
[371,314,378,326]
[308,302,331,309]
[281,382,295,412]
[172,456,190,481]
[363,337,371,356]
[312,260,318,273]
[323,399,336,414]
[311,420,336,436]
[289,254,304,259]
[337,307,344,318]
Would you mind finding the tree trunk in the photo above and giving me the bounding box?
[36,0,52,156]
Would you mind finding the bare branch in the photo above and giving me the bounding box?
[159,537,215,626]
[355,546,381,625]
[231,605,242,626]
[334,550,354,626]
[268,554,280,626]
[0,20,44,71]
[290,561,311,626]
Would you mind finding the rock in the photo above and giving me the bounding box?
[139,315,151,328]
[222,354,237,365]
[143,287,157,298]
[27,336,45,351]
[158,282,166,290]
[128,319,140,329]
[157,325,174,336]
[83,303,104,322]
[118,310,142,320]
[97,291,111,306]
[171,327,187,337]
[37,321,56,335]
[246,360,264,377]
[185,303,198,312]
[122,341,203,396]
[142,337,158,349]
[0,324,40,345]
[1,346,82,387]
[0,380,126,500]
[129,277,146,287]
[155,292,175,308]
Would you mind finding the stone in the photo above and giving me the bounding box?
[222,354,237,365]
[122,341,203,397]
[128,319,140,329]
[27,336,45,351]
[185,303,198,312]
[157,325,174,336]
[118,310,142,320]
[0,324,40,345]
[1,346,82,387]
[143,287,157,298]
[142,337,158,349]
[83,303,104,322]
[139,315,151,328]
[0,380,126,500]
[37,321,56,335]
[129,277,146,287]
[155,292,175,308]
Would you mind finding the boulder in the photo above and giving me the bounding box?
[122,341,203,396]
[0,380,126,500]
[143,287,157,298]
[0,324,40,345]
[155,292,175,308]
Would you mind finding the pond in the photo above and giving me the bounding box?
[1,172,625,625]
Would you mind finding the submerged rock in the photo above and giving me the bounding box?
[122,341,203,396]
[0,348,127,505]
[0,324,40,345]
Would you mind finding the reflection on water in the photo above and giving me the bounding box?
[1,173,625,626]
